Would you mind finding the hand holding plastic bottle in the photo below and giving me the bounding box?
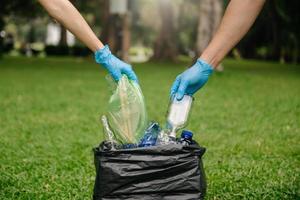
[95,45,138,83]
[170,59,213,100]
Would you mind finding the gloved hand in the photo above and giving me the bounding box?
[170,59,213,100]
[95,45,138,82]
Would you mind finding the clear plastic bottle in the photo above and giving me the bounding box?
[101,115,117,150]
[166,95,194,141]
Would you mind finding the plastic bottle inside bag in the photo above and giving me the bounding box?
[166,95,194,141]
[138,122,161,147]
[101,115,117,150]
[156,129,171,145]
[178,130,193,146]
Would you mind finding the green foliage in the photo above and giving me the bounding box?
[237,0,300,63]
[0,0,43,56]
[0,0,42,20]
[0,57,299,199]
[74,0,103,28]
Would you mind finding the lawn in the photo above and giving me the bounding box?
[0,56,299,199]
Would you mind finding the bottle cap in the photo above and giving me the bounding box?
[181,130,193,139]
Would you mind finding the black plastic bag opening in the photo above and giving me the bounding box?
[93,142,206,200]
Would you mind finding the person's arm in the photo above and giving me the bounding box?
[171,0,265,100]
[38,0,137,82]
[38,0,103,52]
[200,0,265,68]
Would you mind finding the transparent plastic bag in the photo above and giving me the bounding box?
[106,75,148,144]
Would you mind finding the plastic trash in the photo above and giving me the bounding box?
[122,143,138,149]
[138,122,161,147]
[166,95,194,141]
[100,115,117,150]
[179,130,193,146]
[106,75,148,144]
[156,129,171,145]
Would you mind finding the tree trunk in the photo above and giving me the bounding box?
[0,16,5,57]
[195,0,223,70]
[196,0,223,55]
[211,0,223,35]
[59,24,67,46]
[100,0,110,44]
[107,15,117,52]
[152,0,178,61]
[101,0,131,62]
[122,13,130,62]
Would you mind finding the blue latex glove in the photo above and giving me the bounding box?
[170,59,213,100]
[95,45,138,82]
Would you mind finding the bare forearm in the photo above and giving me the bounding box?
[200,0,265,67]
[38,0,103,52]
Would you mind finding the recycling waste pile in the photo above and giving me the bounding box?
[93,76,206,200]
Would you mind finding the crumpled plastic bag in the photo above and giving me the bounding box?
[106,75,148,144]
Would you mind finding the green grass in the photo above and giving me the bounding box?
[0,56,299,199]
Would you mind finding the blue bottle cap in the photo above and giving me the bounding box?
[181,130,193,139]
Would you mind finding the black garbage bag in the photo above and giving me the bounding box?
[93,141,206,200]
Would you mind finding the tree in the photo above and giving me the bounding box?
[76,0,132,61]
[177,0,198,56]
[122,12,130,62]
[236,0,299,63]
[195,0,223,68]
[130,0,159,47]
[0,0,42,56]
[152,0,178,61]
[98,0,110,44]
[59,25,68,46]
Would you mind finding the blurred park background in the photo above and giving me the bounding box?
[0,0,299,63]
[0,0,299,199]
